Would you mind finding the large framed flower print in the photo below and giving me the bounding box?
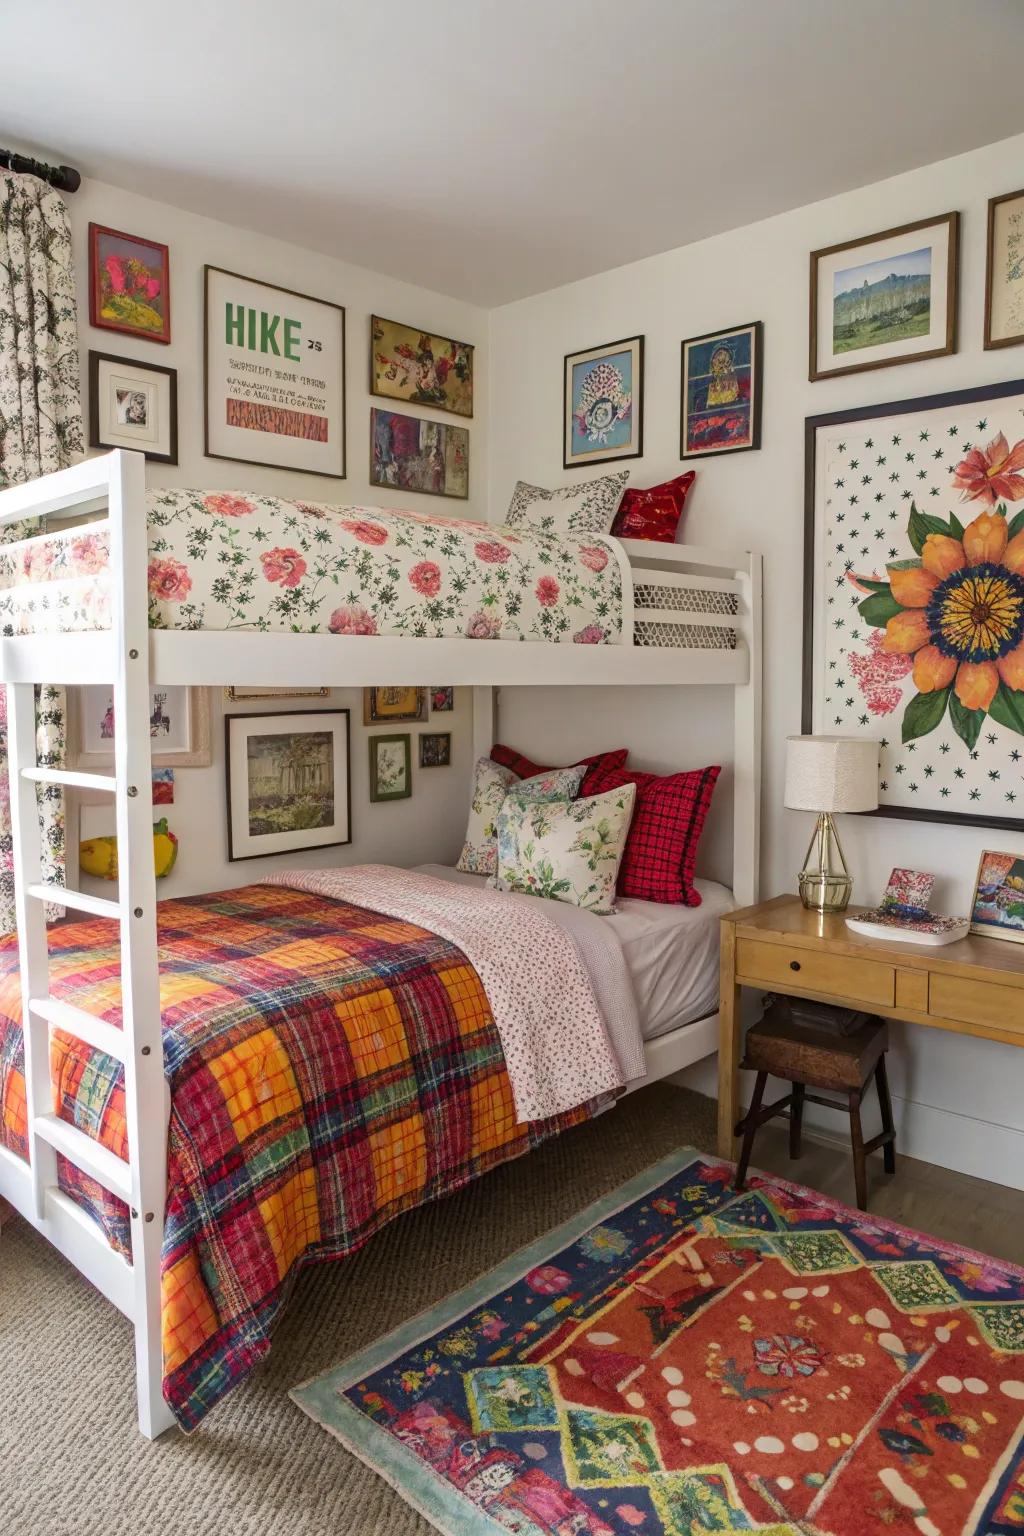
[804,379,1024,833]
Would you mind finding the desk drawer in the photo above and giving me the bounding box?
[929,974,1024,1037]
[735,937,896,1008]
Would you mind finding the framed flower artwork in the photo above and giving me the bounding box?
[370,316,474,417]
[985,189,1024,350]
[563,335,644,469]
[89,223,171,344]
[681,321,762,459]
[804,378,1024,833]
[369,734,411,802]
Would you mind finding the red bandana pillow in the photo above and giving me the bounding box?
[610,471,696,543]
[490,742,629,798]
[585,762,721,905]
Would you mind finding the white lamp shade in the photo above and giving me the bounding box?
[785,735,879,813]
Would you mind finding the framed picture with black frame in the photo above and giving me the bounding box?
[563,334,644,470]
[225,708,351,861]
[680,321,762,460]
[88,351,178,464]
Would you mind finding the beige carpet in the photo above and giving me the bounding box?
[0,1084,717,1536]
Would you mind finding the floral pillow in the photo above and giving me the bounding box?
[493,782,637,914]
[505,471,630,536]
[456,759,585,875]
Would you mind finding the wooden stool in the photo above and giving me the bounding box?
[733,1010,896,1210]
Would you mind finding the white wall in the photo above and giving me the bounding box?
[66,175,487,896]
[488,131,1024,1188]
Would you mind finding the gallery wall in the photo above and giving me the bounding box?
[67,174,487,897]
[488,129,1024,1188]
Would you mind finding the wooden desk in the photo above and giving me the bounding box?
[718,894,1024,1159]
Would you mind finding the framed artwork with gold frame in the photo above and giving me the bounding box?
[363,687,427,725]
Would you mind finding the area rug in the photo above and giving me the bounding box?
[292,1148,1024,1535]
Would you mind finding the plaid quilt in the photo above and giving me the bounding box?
[0,883,601,1430]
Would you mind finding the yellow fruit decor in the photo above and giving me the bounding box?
[79,818,178,881]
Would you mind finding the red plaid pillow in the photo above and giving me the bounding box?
[585,763,721,905]
[490,742,629,798]
[610,471,695,543]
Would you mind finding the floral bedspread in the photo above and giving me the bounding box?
[0,490,630,644]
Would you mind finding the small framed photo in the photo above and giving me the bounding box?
[564,335,644,469]
[89,223,170,344]
[419,732,451,768]
[363,686,427,725]
[369,734,411,802]
[69,685,210,769]
[225,686,330,701]
[225,709,351,861]
[681,321,762,459]
[809,212,958,380]
[968,850,1024,944]
[430,687,454,713]
[89,351,177,464]
[985,188,1024,350]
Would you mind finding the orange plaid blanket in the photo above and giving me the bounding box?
[0,883,601,1429]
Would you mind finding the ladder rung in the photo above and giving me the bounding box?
[32,1113,132,1203]
[22,767,118,794]
[29,997,127,1064]
[27,884,121,921]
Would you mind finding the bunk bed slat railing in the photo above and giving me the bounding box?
[26,882,121,920]
[28,995,127,1065]
[22,765,118,793]
[32,1112,133,1203]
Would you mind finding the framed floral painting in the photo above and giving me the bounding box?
[369,734,411,802]
[985,189,1024,350]
[89,224,170,343]
[804,378,1024,832]
[563,335,643,469]
[370,316,473,417]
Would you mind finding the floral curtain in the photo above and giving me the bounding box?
[0,169,84,930]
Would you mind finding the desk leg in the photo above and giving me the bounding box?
[718,923,742,1161]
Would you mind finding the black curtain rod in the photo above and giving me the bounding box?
[0,149,80,193]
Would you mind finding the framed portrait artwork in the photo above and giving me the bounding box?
[803,377,1024,834]
[370,408,469,500]
[88,351,178,464]
[419,732,451,768]
[363,687,427,725]
[88,223,170,344]
[69,685,211,769]
[370,316,473,417]
[225,709,351,861]
[204,265,346,478]
[369,734,412,802]
[985,189,1024,350]
[680,321,762,459]
[563,335,643,469]
[969,849,1024,943]
[809,213,958,381]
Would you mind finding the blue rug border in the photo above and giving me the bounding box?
[290,1145,708,1536]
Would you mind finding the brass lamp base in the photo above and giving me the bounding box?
[798,811,853,913]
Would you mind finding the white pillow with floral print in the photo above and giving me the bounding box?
[504,471,629,536]
[492,782,637,914]
[456,759,586,875]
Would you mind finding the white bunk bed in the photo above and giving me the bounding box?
[0,449,761,1439]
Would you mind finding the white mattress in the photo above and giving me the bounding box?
[414,866,733,1042]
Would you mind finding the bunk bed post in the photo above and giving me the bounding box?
[732,552,762,907]
[106,450,174,1440]
[472,686,496,763]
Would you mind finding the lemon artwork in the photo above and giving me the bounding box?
[80,818,178,881]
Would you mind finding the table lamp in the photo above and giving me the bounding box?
[785,735,879,912]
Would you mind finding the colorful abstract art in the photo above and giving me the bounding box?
[293,1149,1024,1535]
[88,222,170,343]
[564,337,644,469]
[371,316,474,418]
[681,323,762,460]
[370,407,469,500]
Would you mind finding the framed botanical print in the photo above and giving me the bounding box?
[985,189,1024,350]
[204,265,346,478]
[563,335,644,469]
[225,709,351,861]
[369,734,411,802]
[804,377,1024,833]
[370,316,473,417]
[88,351,178,464]
[809,213,958,380]
[89,223,170,344]
[69,685,211,769]
[363,687,427,725]
[969,849,1024,943]
[681,321,762,459]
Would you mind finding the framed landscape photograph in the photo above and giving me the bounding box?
[370,408,468,499]
[204,265,346,478]
[225,709,351,861]
[564,335,643,469]
[89,223,170,343]
[88,351,178,464]
[985,188,1024,350]
[809,213,958,380]
[969,849,1024,944]
[369,734,411,802]
[419,732,451,768]
[370,316,473,417]
[681,321,762,459]
[70,685,210,769]
[803,377,1024,834]
[363,687,427,725]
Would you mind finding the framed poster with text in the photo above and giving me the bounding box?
[204,266,346,477]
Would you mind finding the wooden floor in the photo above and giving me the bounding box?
[746,1121,1024,1267]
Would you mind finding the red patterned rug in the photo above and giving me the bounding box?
[292,1149,1024,1535]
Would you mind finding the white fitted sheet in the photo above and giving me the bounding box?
[414,865,733,1042]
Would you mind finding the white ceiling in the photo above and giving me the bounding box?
[5,0,1023,307]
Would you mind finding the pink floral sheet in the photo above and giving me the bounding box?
[0,490,631,644]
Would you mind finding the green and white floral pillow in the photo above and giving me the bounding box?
[493,782,637,914]
[456,758,586,875]
[504,471,629,536]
